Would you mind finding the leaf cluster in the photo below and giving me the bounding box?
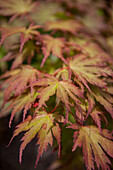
[0,0,113,169]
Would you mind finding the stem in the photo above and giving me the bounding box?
[48,106,58,114]
[53,66,70,76]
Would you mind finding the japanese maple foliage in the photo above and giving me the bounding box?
[0,0,113,169]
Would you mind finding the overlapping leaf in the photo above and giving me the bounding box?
[0,24,41,52]
[69,54,113,92]
[68,125,113,170]
[8,111,62,167]
[85,88,113,129]
[0,90,39,127]
[29,75,83,121]
[72,38,113,63]
[1,41,37,69]
[0,65,42,104]
[91,86,113,118]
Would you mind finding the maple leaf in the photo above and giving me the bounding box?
[0,27,25,46]
[29,75,83,121]
[0,0,38,22]
[0,65,42,104]
[0,24,41,52]
[84,89,112,130]
[69,54,113,92]
[91,86,113,118]
[68,125,113,170]
[19,24,41,52]
[0,90,39,127]
[44,20,82,34]
[72,38,113,64]
[8,111,62,167]
[41,35,67,67]
[30,1,63,25]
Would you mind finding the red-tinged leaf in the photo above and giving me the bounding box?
[41,35,67,67]
[91,86,113,118]
[2,41,36,69]
[68,125,113,170]
[1,90,39,127]
[86,92,95,118]
[8,115,32,146]
[90,109,102,132]
[19,24,41,52]
[73,38,113,64]
[39,83,58,108]
[44,20,82,34]
[35,78,59,111]
[52,123,61,157]
[0,27,25,46]
[0,0,38,21]
[8,111,62,167]
[54,65,70,81]
[0,24,41,52]
[86,87,113,125]
[29,75,83,122]
[0,65,42,104]
[69,54,113,91]
[56,81,83,122]
[11,52,24,70]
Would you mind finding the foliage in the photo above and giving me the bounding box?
[0,0,113,169]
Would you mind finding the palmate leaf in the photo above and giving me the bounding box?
[0,0,38,22]
[0,24,41,52]
[41,35,67,67]
[68,125,113,170]
[29,74,83,121]
[0,65,42,104]
[69,54,113,92]
[8,111,62,167]
[0,90,39,127]
[44,20,82,34]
